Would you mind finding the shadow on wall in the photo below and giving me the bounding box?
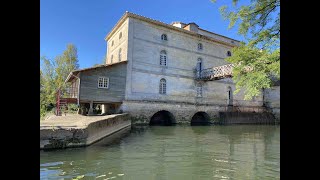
[150,110,176,126]
[191,112,211,126]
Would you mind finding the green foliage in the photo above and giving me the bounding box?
[226,44,279,100]
[217,0,280,49]
[213,0,280,99]
[67,104,79,113]
[40,44,79,118]
[55,44,79,89]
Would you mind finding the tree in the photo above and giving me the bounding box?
[55,44,79,89]
[212,0,280,100]
[40,56,56,105]
[40,44,79,118]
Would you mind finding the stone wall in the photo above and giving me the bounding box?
[264,86,280,123]
[106,18,129,64]
[124,17,263,106]
[219,112,276,125]
[40,114,131,149]
[120,100,226,125]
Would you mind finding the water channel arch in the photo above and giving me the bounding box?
[150,110,176,126]
[191,112,211,126]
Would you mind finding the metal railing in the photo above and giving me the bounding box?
[197,64,234,80]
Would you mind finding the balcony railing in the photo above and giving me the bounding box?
[197,64,234,80]
[58,87,79,99]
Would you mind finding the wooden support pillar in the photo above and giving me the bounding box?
[101,104,108,115]
[88,101,94,115]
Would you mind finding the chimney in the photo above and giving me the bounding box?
[183,22,199,33]
[171,22,186,28]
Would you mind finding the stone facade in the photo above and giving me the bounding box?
[67,12,279,124]
[264,86,280,122]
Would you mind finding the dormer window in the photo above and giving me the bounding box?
[198,43,203,50]
[227,51,232,56]
[161,34,167,41]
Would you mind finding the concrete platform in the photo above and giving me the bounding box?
[40,113,131,149]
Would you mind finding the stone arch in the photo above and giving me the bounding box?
[191,111,211,126]
[150,110,176,126]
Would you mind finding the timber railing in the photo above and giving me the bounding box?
[55,87,79,116]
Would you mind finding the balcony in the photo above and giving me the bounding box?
[197,64,234,81]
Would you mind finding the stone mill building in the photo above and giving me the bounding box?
[59,11,280,125]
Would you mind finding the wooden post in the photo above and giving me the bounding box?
[88,101,94,115]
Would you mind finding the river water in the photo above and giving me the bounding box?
[40,125,280,179]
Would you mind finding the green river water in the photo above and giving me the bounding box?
[40,125,280,179]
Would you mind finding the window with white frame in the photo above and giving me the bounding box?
[98,77,109,89]
[118,48,122,61]
[160,50,167,66]
[198,43,203,50]
[159,78,166,94]
[196,84,203,97]
[161,34,167,41]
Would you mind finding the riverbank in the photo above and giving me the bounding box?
[40,113,131,149]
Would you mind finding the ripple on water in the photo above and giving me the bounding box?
[40,125,280,179]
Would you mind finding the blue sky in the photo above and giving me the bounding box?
[40,0,248,69]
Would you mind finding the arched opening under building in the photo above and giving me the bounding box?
[150,110,176,126]
[191,112,211,126]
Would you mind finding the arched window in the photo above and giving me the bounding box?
[111,41,114,46]
[196,58,202,78]
[118,48,122,61]
[198,43,203,50]
[161,34,167,41]
[197,58,202,71]
[159,78,166,94]
[227,86,233,105]
[111,55,113,63]
[227,51,232,56]
[160,50,167,66]
[196,84,202,97]
[119,32,122,39]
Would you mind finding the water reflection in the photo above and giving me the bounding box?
[40,125,280,179]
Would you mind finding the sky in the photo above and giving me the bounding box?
[40,0,249,69]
